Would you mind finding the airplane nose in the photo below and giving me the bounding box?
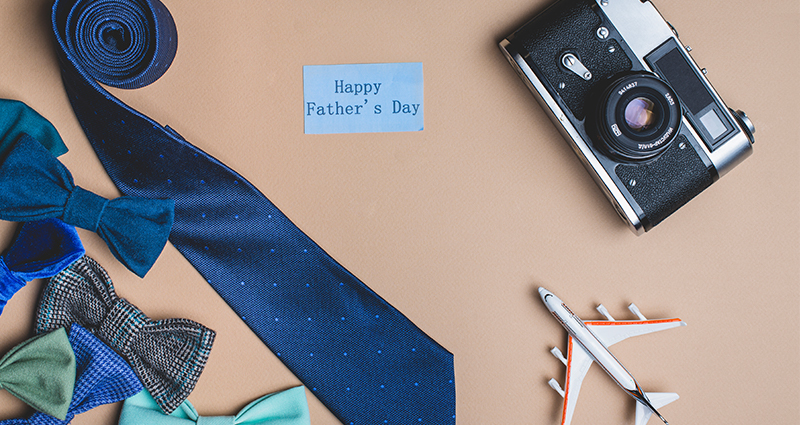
[538,287,552,302]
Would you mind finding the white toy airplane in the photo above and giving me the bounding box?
[539,287,686,425]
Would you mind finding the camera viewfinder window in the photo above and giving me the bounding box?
[699,109,727,139]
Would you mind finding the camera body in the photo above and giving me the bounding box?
[500,0,755,234]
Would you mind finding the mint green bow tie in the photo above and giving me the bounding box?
[0,328,76,420]
[119,386,310,425]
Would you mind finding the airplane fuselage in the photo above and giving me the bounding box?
[539,287,668,425]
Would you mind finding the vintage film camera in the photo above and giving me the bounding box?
[500,0,755,234]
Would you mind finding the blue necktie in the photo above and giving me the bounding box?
[50,1,456,424]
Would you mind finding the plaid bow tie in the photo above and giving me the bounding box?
[0,324,143,425]
[0,219,84,316]
[35,256,216,414]
[0,135,174,277]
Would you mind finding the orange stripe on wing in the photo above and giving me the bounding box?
[583,318,683,326]
[561,336,574,425]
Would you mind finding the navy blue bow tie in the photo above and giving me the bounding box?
[0,135,174,278]
[51,0,456,424]
[0,218,84,316]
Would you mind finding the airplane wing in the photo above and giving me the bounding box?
[586,318,685,348]
[555,335,596,425]
[549,306,686,425]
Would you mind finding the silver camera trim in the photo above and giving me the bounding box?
[500,0,753,234]
[500,39,644,234]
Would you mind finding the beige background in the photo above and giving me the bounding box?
[0,0,797,424]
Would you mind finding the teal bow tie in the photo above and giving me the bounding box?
[0,99,67,160]
[119,386,310,425]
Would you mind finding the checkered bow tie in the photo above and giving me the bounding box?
[49,0,456,422]
[35,256,216,414]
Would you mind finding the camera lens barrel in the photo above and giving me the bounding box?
[594,73,682,160]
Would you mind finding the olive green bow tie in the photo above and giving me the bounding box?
[0,328,76,420]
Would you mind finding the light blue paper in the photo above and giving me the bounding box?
[303,62,424,134]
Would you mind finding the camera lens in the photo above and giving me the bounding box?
[624,97,658,132]
[593,73,681,160]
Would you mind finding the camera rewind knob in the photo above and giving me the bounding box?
[730,109,756,144]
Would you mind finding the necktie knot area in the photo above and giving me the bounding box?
[196,416,236,425]
[63,186,109,231]
[99,297,147,354]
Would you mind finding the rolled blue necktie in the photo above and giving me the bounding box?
[0,324,143,425]
[0,219,84,316]
[120,386,310,425]
[0,135,174,277]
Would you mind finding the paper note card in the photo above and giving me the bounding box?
[303,62,424,134]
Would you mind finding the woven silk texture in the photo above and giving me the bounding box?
[51,1,456,424]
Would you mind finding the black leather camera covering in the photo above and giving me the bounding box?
[514,0,631,120]
[615,135,714,228]
[505,0,722,230]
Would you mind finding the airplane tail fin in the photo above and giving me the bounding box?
[635,393,679,425]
